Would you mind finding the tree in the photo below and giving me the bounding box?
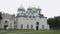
[54,16,60,29]
[0,12,2,23]
[0,12,2,29]
[0,12,2,19]
[47,16,60,30]
[47,18,55,30]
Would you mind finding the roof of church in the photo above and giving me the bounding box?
[18,5,25,11]
[17,5,47,18]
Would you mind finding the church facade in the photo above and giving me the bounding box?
[16,5,49,30]
[0,13,15,30]
[0,5,49,30]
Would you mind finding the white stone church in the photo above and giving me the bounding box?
[16,5,49,30]
[0,5,49,30]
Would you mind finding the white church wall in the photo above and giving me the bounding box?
[10,19,14,29]
[17,17,49,30]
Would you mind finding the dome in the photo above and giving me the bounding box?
[31,4,36,8]
[36,6,41,11]
[27,4,36,10]
[18,5,25,11]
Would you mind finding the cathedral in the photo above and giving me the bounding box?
[16,5,49,30]
[0,5,49,30]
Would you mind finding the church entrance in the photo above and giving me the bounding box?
[36,26,39,30]
[36,22,39,30]
[4,25,8,30]
[4,21,8,30]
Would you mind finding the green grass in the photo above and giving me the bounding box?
[0,30,60,34]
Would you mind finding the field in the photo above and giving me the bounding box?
[0,30,60,34]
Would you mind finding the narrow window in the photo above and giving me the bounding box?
[14,21,16,24]
[14,21,16,29]
[4,20,8,30]
[36,22,39,25]
[27,25,29,29]
[29,16,31,18]
[33,16,35,18]
[5,21,8,23]
[21,24,23,29]
[42,25,44,29]
[35,18,36,20]
[31,25,33,29]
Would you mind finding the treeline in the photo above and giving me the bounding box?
[47,16,60,30]
[0,12,2,19]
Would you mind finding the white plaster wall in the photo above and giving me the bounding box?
[17,17,49,30]
[10,19,14,29]
[1,19,14,29]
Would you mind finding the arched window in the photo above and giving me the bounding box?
[4,20,8,25]
[36,22,39,25]
[14,21,16,24]
[21,24,23,29]
[27,25,29,29]
[36,26,39,30]
[33,16,35,18]
[31,25,33,29]
[42,25,44,29]
[29,16,31,18]
[5,21,8,23]
[4,20,8,30]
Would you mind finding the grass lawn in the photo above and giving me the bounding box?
[0,30,60,34]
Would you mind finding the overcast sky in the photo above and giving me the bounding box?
[0,0,60,18]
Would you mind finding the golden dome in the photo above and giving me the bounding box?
[31,4,36,8]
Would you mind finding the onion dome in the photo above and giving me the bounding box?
[18,5,25,11]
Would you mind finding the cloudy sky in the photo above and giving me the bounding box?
[0,0,60,18]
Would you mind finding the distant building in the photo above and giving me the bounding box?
[16,5,49,30]
[1,13,15,30]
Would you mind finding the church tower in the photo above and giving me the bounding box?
[26,4,41,16]
[17,5,25,17]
